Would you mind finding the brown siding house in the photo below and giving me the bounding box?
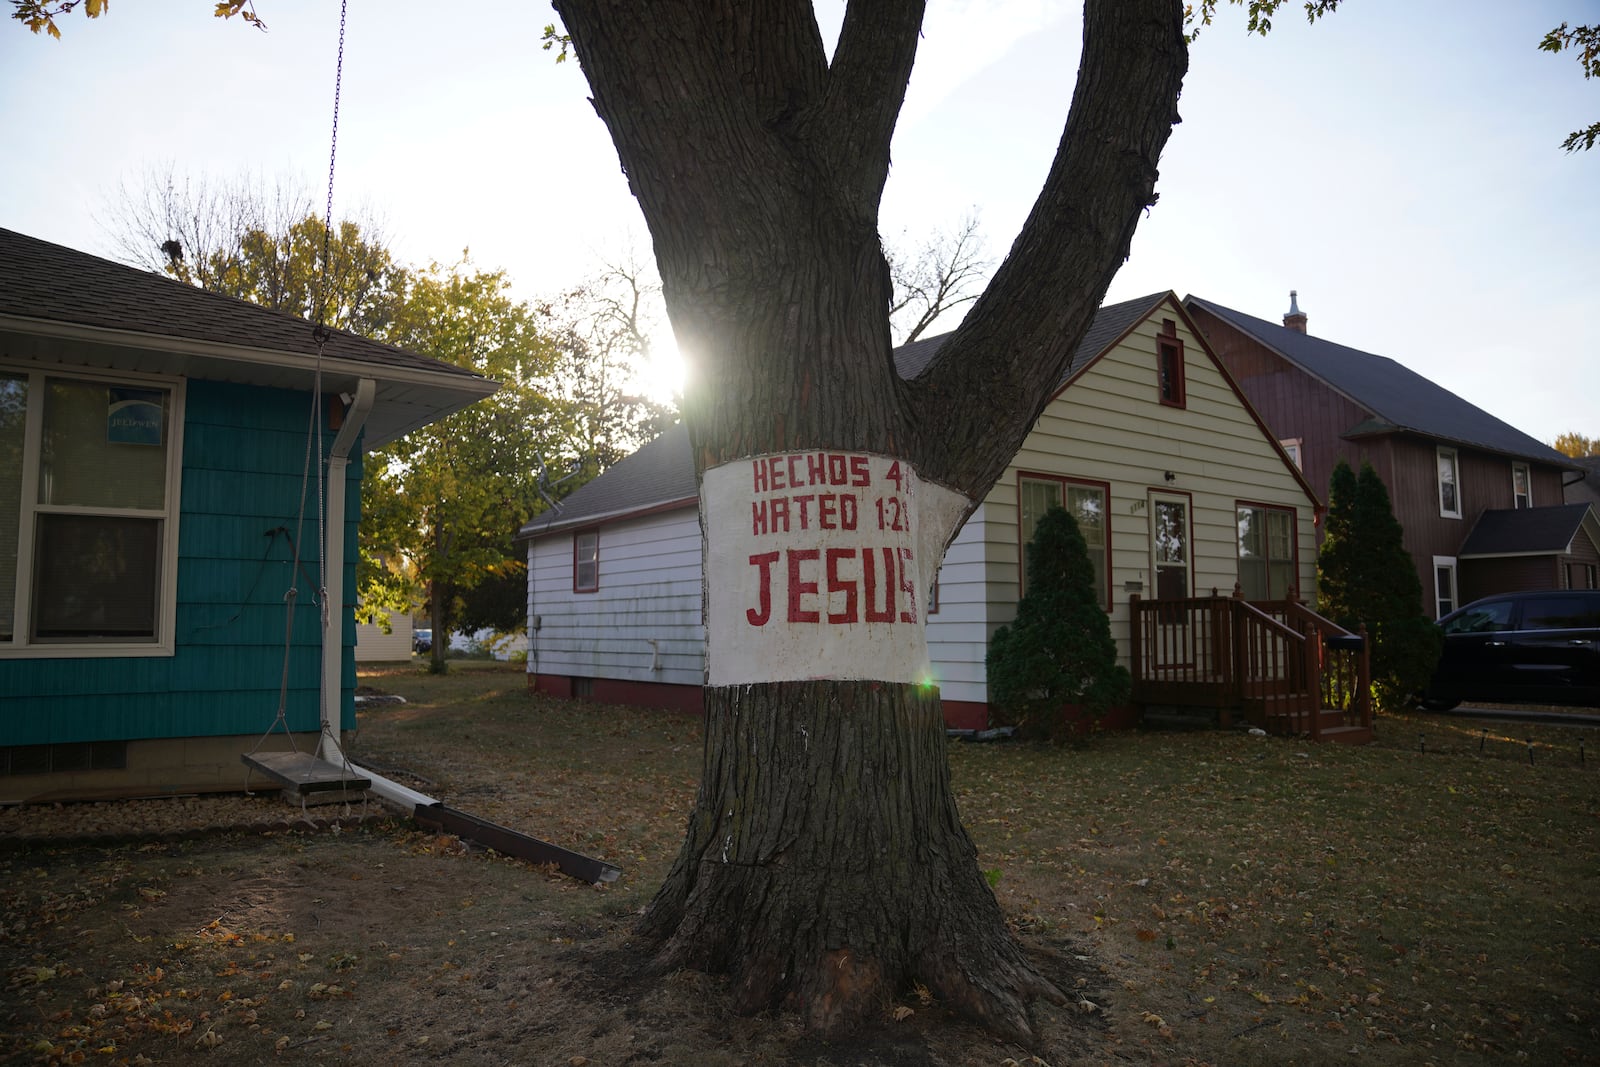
[1185,294,1598,618]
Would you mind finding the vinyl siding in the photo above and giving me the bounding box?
[0,379,360,745]
[528,507,705,687]
[978,309,1318,665]
[356,616,415,662]
[922,515,989,703]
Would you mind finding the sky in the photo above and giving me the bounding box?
[1,0,1595,446]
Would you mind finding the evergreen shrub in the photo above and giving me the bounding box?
[987,507,1130,738]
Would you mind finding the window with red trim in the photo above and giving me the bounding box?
[1157,320,1185,408]
[1236,504,1296,600]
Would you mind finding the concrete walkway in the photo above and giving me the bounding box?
[1433,704,1600,728]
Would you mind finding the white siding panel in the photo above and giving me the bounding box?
[925,513,991,704]
[528,507,707,686]
[355,616,414,662]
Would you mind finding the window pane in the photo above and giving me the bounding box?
[40,379,169,509]
[1066,484,1106,603]
[575,531,598,590]
[1522,597,1600,630]
[1154,502,1185,564]
[0,374,25,640]
[1267,510,1292,560]
[1237,506,1295,600]
[1237,507,1262,560]
[1437,451,1457,514]
[1435,565,1455,615]
[1444,601,1512,634]
[32,514,161,639]
[1018,478,1062,548]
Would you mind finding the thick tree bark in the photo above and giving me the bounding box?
[640,681,1059,1037]
[552,0,1188,1037]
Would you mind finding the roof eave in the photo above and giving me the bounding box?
[0,312,499,448]
[518,495,700,542]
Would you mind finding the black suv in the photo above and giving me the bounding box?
[1421,589,1600,709]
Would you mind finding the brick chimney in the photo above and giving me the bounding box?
[1283,290,1308,333]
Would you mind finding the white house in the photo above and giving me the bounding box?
[519,292,1322,729]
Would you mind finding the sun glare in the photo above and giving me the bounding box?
[636,331,688,407]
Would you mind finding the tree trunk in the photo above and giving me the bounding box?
[429,518,448,674]
[641,680,1060,1037]
[552,0,1187,1037]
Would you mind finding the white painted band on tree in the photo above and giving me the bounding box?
[703,450,970,687]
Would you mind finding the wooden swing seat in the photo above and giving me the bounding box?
[241,750,370,795]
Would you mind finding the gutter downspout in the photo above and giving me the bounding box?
[320,378,376,762]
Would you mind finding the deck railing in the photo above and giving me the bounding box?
[1130,589,1371,739]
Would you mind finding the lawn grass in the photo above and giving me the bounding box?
[3,664,1595,1065]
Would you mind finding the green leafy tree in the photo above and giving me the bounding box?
[361,258,569,673]
[1539,22,1600,151]
[1316,460,1442,709]
[987,508,1129,738]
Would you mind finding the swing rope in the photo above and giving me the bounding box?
[245,1,361,814]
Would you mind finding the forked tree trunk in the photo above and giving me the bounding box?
[553,0,1187,1038]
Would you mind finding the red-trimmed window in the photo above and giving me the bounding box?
[1017,473,1110,608]
[1157,319,1186,408]
[1236,504,1297,601]
[573,529,599,592]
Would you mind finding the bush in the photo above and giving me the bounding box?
[986,507,1130,738]
[1316,460,1442,709]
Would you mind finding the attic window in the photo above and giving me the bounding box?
[1512,463,1532,509]
[1156,319,1185,408]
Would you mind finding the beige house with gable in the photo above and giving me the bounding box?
[519,291,1326,731]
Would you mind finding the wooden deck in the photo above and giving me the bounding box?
[1130,592,1372,743]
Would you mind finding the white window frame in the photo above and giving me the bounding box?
[573,528,600,592]
[1436,446,1462,519]
[1511,462,1532,509]
[1279,438,1302,470]
[0,364,185,659]
[1432,556,1458,619]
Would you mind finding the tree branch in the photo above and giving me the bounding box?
[907,0,1187,496]
[805,0,926,211]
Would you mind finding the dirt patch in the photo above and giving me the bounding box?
[1,826,1117,1065]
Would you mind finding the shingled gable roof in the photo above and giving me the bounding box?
[1183,295,1575,469]
[0,227,498,447]
[1458,503,1600,558]
[521,292,1204,540]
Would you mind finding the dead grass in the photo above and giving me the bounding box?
[2,663,1596,1065]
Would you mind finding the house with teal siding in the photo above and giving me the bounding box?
[0,229,496,802]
